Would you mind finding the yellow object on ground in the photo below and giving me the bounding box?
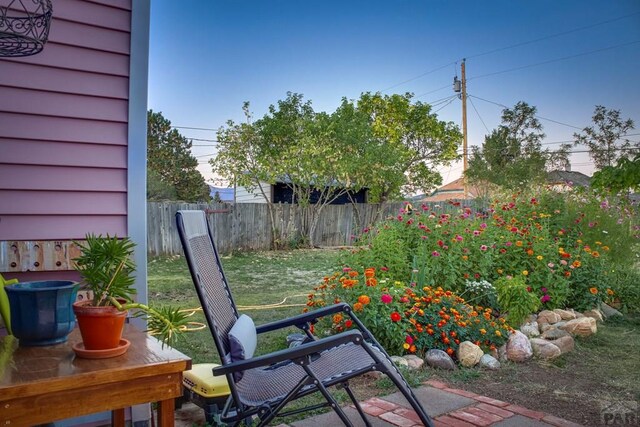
[0,274,19,335]
[183,363,231,399]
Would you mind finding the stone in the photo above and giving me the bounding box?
[541,327,570,340]
[530,338,562,359]
[506,331,533,362]
[520,321,540,338]
[539,323,555,332]
[402,354,424,370]
[497,344,508,362]
[537,310,562,325]
[600,302,623,318]
[553,335,575,354]
[391,356,409,368]
[479,354,501,370]
[425,349,457,370]
[559,317,597,337]
[554,320,567,329]
[583,308,604,322]
[553,309,577,320]
[457,341,484,367]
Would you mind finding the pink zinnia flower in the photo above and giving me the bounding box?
[432,251,441,257]
[381,294,393,304]
[480,222,487,229]
[343,267,351,272]
[548,262,555,268]
[480,245,488,251]
[473,230,481,236]
[541,295,551,303]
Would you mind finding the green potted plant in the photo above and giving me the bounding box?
[72,234,187,357]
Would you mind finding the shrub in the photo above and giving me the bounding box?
[494,275,540,327]
[460,279,497,309]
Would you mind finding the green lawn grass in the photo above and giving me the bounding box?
[148,249,340,362]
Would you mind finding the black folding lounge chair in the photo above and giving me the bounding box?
[176,210,434,427]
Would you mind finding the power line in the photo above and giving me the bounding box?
[469,94,583,130]
[468,96,490,133]
[173,125,218,131]
[415,83,452,98]
[434,97,457,113]
[468,40,640,82]
[380,62,457,93]
[466,11,640,60]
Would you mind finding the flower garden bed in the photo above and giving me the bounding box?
[307,189,639,370]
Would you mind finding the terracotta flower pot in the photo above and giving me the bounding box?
[73,300,127,350]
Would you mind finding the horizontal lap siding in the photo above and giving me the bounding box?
[0,139,126,168]
[0,0,132,245]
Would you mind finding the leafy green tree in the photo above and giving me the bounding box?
[466,102,548,189]
[355,92,462,201]
[574,106,636,169]
[591,153,640,193]
[147,110,210,202]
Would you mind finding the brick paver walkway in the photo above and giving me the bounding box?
[176,379,585,426]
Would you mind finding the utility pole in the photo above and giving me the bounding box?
[461,59,468,198]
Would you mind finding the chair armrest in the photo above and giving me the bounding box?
[255,303,350,334]
[213,329,363,376]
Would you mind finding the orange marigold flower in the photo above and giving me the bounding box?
[495,330,502,337]
[591,251,600,258]
[333,314,343,324]
[589,287,598,295]
[409,345,416,353]
[516,241,523,247]
[348,270,359,277]
[526,249,534,256]
[353,302,364,312]
[572,260,581,268]
[364,268,375,278]
[602,246,610,251]
[607,289,614,296]
[358,295,370,305]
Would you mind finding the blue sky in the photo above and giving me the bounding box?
[148,0,640,186]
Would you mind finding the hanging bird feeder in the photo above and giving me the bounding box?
[0,0,52,57]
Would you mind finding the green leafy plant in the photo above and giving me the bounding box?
[494,275,539,327]
[74,234,189,345]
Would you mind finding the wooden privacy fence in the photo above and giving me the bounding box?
[147,200,488,256]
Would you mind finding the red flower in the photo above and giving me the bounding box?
[345,320,353,328]
[390,312,401,322]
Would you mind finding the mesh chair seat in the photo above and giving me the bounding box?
[236,343,389,406]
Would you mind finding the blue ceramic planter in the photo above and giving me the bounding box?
[5,281,78,346]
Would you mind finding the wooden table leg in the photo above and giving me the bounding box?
[157,398,175,427]
[112,407,126,427]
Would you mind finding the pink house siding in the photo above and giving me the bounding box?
[0,0,134,279]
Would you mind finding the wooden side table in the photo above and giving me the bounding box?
[0,325,192,426]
